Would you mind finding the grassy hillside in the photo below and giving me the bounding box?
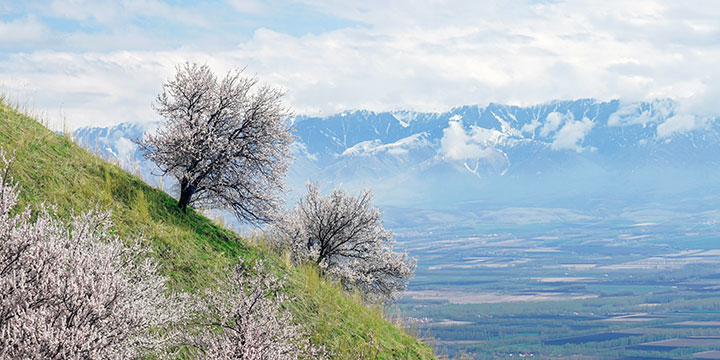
[0,100,434,359]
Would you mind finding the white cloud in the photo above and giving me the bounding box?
[551,117,595,152]
[539,112,566,137]
[247,1,720,117]
[656,114,710,138]
[115,137,137,161]
[228,0,266,14]
[521,118,541,135]
[3,0,720,130]
[0,15,52,47]
[0,50,190,129]
[607,99,675,127]
[40,0,209,27]
[440,119,496,160]
[607,98,715,138]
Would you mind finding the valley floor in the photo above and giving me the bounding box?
[391,203,720,359]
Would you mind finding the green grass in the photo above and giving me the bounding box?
[288,262,433,359]
[0,100,434,359]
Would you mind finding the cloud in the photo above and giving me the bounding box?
[3,0,720,130]
[228,0,267,14]
[39,0,210,27]
[656,114,710,138]
[0,15,53,47]
[0,50,188,129]
[551,117,595,152]
[608,99,675,127]
[521,118,541,135]
[539,112,566,137]
[607,98,713,138]
[115,137,137,161]
[440,119,496,160]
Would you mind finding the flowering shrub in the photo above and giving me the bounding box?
[186,259,324,359]
[274,184,416,304]
[0,150,182,359]
[0,148,334,359]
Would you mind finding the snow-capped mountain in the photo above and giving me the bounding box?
[73,99,720,210]
[74,121,150,162]
[73,121,169,190]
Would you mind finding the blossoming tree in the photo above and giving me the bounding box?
[139,63,293,224]
[274,184,416,303]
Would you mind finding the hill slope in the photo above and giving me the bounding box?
[0,100,434,359]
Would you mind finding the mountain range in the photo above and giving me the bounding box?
[73,99,720,219]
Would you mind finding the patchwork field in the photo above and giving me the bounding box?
[388,200,720,359]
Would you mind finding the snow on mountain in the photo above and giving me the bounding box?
[72,99,720,209]
[73,121,170,190]
[341,133,431,157]
[73,121,158,163]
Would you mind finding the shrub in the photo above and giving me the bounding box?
[0,150,183,359]
[185,259,324,359]
[274,183,415,304]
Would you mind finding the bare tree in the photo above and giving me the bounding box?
[274,184,416,303]
[0,151,184,359]
[186,259,324,359]
[139,62,293,224]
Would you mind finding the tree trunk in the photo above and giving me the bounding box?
[178,179,194,213]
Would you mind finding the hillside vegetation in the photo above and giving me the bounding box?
[0,99,434,359]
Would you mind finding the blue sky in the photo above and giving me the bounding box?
[1,0,720,130]
[0,1,360,51]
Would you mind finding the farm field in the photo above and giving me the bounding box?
[389,199,720,359]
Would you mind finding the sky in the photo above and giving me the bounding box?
[1,0,720,130]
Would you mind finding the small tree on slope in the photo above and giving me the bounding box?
[0,151,183,359]
[274,183,416,304]
[139,62,293,224]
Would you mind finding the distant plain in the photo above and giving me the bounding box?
[390,193,720,358]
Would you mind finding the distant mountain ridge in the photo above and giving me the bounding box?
[73,99,720,208]
[293,98,717,164]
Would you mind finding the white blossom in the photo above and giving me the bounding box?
[274,184,416,304]
[0,150,184,359]
[138,62,293,224]
[186,259,324,359]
